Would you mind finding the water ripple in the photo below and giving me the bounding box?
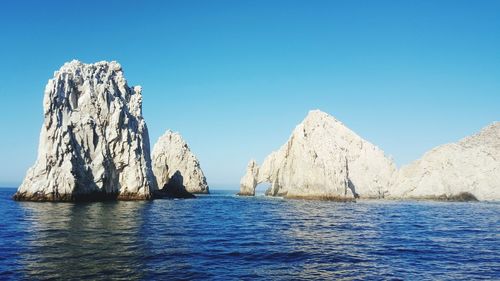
[0,189,499,280]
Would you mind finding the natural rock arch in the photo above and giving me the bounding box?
[238,110,396,200]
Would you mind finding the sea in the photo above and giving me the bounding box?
[0,187,498,280]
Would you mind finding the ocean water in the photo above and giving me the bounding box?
[0,188,498,281]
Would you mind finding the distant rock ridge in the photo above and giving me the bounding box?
[239,110,499,201]
[239,110,397,200]
[14,60,158,201]
[389,122,500,201]
[152,130,209,195]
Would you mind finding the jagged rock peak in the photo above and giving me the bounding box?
[14,60,157,201]
[152,130,209,194]
[239,110,396,200]
[304,109,340,121]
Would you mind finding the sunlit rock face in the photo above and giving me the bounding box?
[152,130,209,194]
[238,160,259,196]
[390,122,500,201]
[14,60,157,201]
[239,110,397,200]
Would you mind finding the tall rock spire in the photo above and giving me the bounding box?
[14,60,157,201]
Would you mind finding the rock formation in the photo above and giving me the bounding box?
[389,122,500,201]
[14,60,158,201]
[238,160,259,196]
[152,130,209,195]
[239,110,397,200]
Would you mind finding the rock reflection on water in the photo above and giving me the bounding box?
[19,201,148,280]
[1,189,498,281]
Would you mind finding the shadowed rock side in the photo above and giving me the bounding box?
[389,122,500,201]
[152,171,196,199]
[14,60,158,202]
[152,130,209,196]
[239,110,397,200]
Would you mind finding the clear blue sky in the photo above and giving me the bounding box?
[0,0,499,188]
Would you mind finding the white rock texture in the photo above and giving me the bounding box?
[152,130,209,194]
[390,122,500,201]
[14,60,157,201]
[239,110,397,200]
[239,160,259,196]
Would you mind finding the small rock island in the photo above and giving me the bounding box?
[152,130,209,197]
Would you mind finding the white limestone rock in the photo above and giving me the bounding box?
[14,60,157,201]
[238,160,260,196]
[239,110,396,200]
[152,130,209,194]
[390,122,500,201]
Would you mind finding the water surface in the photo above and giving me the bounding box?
[0,188,498,280]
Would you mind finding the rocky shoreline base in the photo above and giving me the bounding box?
[12,190,197,202]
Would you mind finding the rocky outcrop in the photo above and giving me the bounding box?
[389,122,500,201]
[239,110,396,200]
[238,160,259,196]
[152,130,209,195]
[14,60,157,201]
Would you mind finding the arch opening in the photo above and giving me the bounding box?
[254,182,271,196]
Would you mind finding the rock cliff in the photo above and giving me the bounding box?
[152,130,209,194]
[14,60,157,201]
[239,110,397,200]
[390,122,500,201]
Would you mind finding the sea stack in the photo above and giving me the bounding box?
[152,130,209,196]
[14,60,157,201]
[390,122,500,201]
[239,160,259,196]
[239,110,396,200]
